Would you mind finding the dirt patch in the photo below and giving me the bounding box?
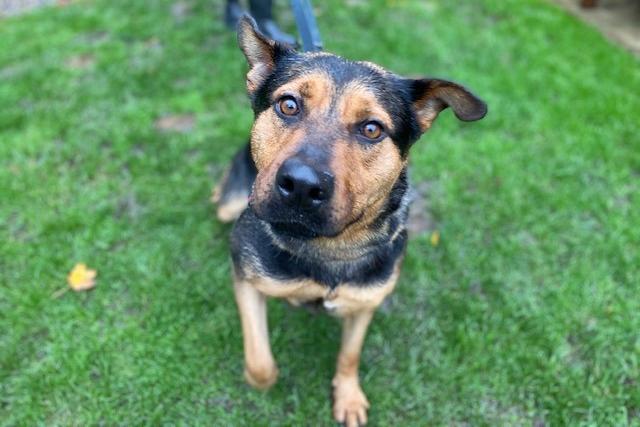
[115,191,143,220]
[552,0,640,55]
[407,180,436,236]
[65,54,95,70]
[154,114,195,133]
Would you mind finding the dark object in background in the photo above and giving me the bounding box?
[290,0,322,52]
[224,0,296,45]
[581,0,598,7]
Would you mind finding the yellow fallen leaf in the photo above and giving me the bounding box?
[67,263,97,291]
[430,230,440,247]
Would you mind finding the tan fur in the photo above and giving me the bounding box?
[212,166,249,222]
[323,268,399,316]
[414,94,441,132]
[333,310,374,426]
[233,277,278,389]
[238,19,275,94]
[236,264,398,425]
[246,63,271,93]
[216,195,248,223]
[272,71,334,113]
[250,72,337,219]
[210,176,225,204]
[241,261,400,317]
[250,122,305,215]
[336,81,394,131]
[329,138,406,237]
[412,81,484,131]
[323,81,407,243]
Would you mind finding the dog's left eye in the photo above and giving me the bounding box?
[360,121,383,141]
[276,96,300,117]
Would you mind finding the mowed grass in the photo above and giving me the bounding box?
[1,0,639,425]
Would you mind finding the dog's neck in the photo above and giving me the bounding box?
[261,169,411,262]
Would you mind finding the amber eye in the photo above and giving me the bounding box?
[361,121,383,140]
[277,96,300,116]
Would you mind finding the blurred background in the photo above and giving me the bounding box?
[1,0,639,425]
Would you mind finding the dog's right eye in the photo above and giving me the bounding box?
[276,96,300,117]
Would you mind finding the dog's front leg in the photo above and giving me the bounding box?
[332,309,374,427]
[233,278,278,389]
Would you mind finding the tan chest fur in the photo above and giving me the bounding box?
[238,261,401,317]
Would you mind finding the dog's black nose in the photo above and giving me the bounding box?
[276,158,333,209]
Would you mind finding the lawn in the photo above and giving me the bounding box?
[1,0,639,425]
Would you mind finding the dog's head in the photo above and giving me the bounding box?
[238,16,486,238]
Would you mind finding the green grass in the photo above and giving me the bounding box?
[1,0,639,425]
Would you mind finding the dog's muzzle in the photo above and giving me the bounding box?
[275,157,334,210]
[251,156,337,238]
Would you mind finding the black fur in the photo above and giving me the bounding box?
[217,142,256,205]
[230,190,409,289]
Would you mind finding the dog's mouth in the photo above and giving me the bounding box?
[248,200,322,238]
[255,206,365,241]
[249,200,341,239]
[269,221,321,239]
[249,186,367,240]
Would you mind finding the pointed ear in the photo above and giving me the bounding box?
[407,78,487,132]
[237,15,293,94]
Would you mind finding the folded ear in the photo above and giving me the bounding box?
[407,78,487,132]
[237,15,293,94]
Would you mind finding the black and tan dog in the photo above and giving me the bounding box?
[213,16,487,426]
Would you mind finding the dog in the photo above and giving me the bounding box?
[213,16,487,426]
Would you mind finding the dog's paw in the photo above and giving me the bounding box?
[244,363,278,390]
[332,376,369,426]
[216,194,248,223]
[210,183,222,204]
[211,171,249,223]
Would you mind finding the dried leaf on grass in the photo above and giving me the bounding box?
[67,263,97,291]
[430,230,440,247]
[52,263,97,298]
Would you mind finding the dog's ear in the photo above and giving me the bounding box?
[406,78,487,132]
[237,15,293,94]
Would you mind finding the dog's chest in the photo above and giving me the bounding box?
[245,268,399,316]
[231,209,406,315]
